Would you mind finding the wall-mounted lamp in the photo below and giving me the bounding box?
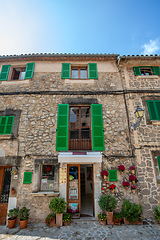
[133,106,144,130]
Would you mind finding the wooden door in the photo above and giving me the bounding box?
[0,166,12,225]
[67,165,81,213]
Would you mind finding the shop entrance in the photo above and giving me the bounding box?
[0,166,12,225]
[67,164,94,217]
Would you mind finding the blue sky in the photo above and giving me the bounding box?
[0,0,160,56]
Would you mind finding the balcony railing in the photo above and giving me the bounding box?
[69,130,91,150]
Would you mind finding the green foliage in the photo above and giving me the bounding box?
[7,208,19,220]
[63,213,72,222]
[154,206,160,221]
[121,199,142,223]
[49,197,67,214]
[18,207,30,221]
[45,213,55,224]
[98,212,107,221]
[113,212,123,224]
[98,194,117,212]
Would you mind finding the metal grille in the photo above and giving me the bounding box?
[1,168,11,203]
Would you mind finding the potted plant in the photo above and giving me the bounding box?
[98,212,107,225]
[18,207,30,229]
[121,199,143,224]
[122,181,130,190]
[98,194,117,225]
[101,170,109,180]
[113,212,123,225]
[63,213,72,226]
[118,165,125,173]
[45,213,56,227]
[67,208,80,219]
[131,185,137,194]
[108,184,116,193]
[7,208,18,229]
[11,187,15,195]
[130,166,136,174]
[49,197,67,227]
[129,175,136,184]
[154,206,160,224]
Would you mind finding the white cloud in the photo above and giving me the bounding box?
[141,39,160,55]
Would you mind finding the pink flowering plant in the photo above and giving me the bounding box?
[118,165,125,172]
[130,166,135,170]
[131,185,137,189]
[122,181,130,187]
[129,175,136,181]
[101,171,109,176]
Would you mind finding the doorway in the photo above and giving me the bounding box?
[0,166,12,225]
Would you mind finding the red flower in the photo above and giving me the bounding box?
[118,165,125,171]
[11,187,15,191]
[129,175,136,181]
[108,184,116,190]
[122,181,130,187]
[131,185,137,189]
[101,171,109,176]
[130,166,135,170]
[68,208,72,213]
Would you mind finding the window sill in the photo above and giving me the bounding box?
[1,79,30,85]
[31,192,59,197]
[137,75,159,79]
[151,121,160,125]
[0,134,13,140]
[64,79,95,84]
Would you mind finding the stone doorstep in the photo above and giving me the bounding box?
[72,217,96,222]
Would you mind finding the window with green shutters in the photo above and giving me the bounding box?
[0,116,14,134]
[23,172,33,184]
[157,157,160,172]
[146,100,160,121]
[109,170,117,181]
[0,65,11,81]
[133,66,160,76]
[61,63,98,79]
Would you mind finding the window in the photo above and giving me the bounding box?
[56,104,105,151]
[133,66,160,76]
[40,165,55,191]
[0,62,35,81]
[0,116,14,134]
[146,100,160,121]
[61,63,98,79]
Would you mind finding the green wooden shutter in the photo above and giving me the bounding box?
[88,63,98,79]
[0,116,14,134]
[91,104,105,151]
[56,104,69,151]
[23,172,33,184]
[0,65,10,81]
[109,170,117,181]
[152,66,160,75]
[157,157,160,172]
[146,100,160,120]
[133,67,141,76]
[24,62,35,79]
[61,63,71,79]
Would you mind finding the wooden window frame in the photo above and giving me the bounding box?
[40,164,55,191]
[140,67,153,76]
[71,66,88,79]
[11,67,26,80]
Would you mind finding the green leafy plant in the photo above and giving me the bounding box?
[18,207,30,221]
[154,206,160,221]
[63,213,72,222]
[98,194,118,212]
[49,197,67,214]
[7,208,19,220]
[98,212,107,221]
[121,199,142,223]
[45,213,55,224]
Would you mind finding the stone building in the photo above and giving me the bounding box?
[0,53,159,225]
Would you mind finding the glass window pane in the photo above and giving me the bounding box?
[41,165,54,191]
[69,166,79,200]
[72,68,78,78]
[80,68,87,79]
[20,69,26,79]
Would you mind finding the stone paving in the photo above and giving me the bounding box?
[0,221,160,240]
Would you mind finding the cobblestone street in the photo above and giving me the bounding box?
[0,221,160,240]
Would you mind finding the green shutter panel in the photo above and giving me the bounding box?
[88,63,98,79]
[24,62,35,79]
[152,66,160,75]
[5,116,14,134]
[61,63,71,79]
[56,104,69,151]
[23,172,33,184]
[133,67,141,76]
[157,157,160,172]
[109,170,117,181]
[0,117,7,134]
[91,104,105,151]
[146,100,157,120]
[155,101,160,120]
[0,65,10,81]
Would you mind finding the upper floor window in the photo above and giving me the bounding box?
[56,104,105,151]
[0,62,35,81]
[0,116,14,134]
[133,66,160,76]
[61,63,98,79]
[146,100,160,121]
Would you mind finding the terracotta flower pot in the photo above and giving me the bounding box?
[114,222,121,225]
[124,218,142,225]
[132,189,136,194]
[132,180,135,185]
[19,219,28,229]
[8,218,16,229]
[100,220,106,225]
[49,219,56,227]
[11,189,15,195]
[103,175,107,180]
[64,221,70,226]
[111,189,115,193]
[56,213,63,227]
[125,186,129,190]
[131,169,135,174]
[158,219,160,224]
[106,212,114,225]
